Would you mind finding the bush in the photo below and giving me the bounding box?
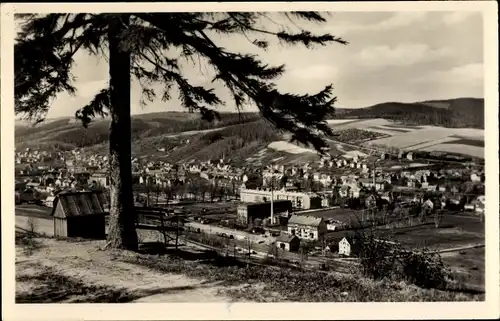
[355,229,452,289]
[399,249,451,289]
[356,231,398,280]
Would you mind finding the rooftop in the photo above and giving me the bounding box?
[288,215,323,227]
[52,191,108,218]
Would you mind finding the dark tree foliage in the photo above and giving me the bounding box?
[355,229,452,290]
[15,12,347,250]
[338,100,484,129]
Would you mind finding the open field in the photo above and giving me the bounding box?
[368,126,412,134]
[420,144,484,159]
[440,247,485,292]
[296,208,361,224]
[376,222,484,250]
[444,137,485,147]
[267,141,317,155]
[15,204,52,218]
[365,127,484,158]
[383,124,424,130]
[326,119,360,126]
[323,118,484,159]
[300,207,484,250]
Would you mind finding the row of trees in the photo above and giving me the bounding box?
[134,178,240,205]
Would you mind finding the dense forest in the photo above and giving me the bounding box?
[332,128,386,143]
[164,119,280,163]
[338,98,484,129]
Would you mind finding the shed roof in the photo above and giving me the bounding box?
[288,215,323,227]
[52,191,107,218]
[276,234,299,243]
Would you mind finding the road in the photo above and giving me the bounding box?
[16,204,52,218]
[15,205,356,272]
[185,221,276,245]
[164,126,229,138]
[16,214,54,236]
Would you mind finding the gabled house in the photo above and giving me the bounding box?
[338,236,361,257]
[287,215,327,241]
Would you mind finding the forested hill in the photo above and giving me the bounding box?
[336,98,484,128]
[15,112,261,150]
[15,97,483,153]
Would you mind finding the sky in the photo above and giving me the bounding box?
[17,11,484,118]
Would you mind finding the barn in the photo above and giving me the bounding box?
[51,191,108,239]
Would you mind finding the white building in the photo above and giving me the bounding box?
[240,189,322,210]
[287,215,327,241]
[339,237,352,256]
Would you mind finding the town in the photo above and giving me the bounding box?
[15,143,485,275]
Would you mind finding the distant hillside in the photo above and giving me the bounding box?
[79,118,284,165]
[14,98,484,163]
[15,112,261,150]
[339,98,484,129]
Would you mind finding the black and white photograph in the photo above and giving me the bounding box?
[1,1,499,320]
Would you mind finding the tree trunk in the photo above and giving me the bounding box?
[106,15,138,251]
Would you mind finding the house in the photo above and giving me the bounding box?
[464,203,475,211]
[44,195,56,208]
[474,195,485,214]
[364,194,377,208]
[470,173,481,182]
[339,183,361,199]
[26,181,41,190]
[475,202,485,214]
[338,236,361,257]
[51,191,108,239]
[422,199,434,213]
[17,188,35,204]
[275,234,300,252]
[90,173,110,188]
[287,215,327,241]
[326,219,345,231]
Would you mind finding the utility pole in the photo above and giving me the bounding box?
[372,160,376,187]
[270,174,274,225]
[175,214,180,249]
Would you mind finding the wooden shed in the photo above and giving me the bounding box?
[51,191,108,239]
[275,234,300,252]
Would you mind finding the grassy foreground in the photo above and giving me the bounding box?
[15,234,483,303]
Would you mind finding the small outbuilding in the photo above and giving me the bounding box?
[51,191,108,239]
[275,234,300,252]
[338,236,361,257]
[44,195,56,208]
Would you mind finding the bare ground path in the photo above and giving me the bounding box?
[15,238,245,303]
